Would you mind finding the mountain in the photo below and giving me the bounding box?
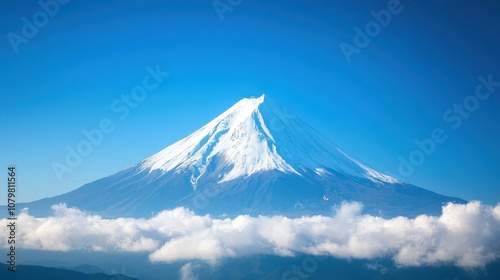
[9,252,500,280]
[58,264,107,275]
[0,263,137,280]
[17,95,464,218]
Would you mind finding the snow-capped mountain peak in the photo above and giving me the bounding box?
[19,94,465,219]
[140,94,299,186]
[140,94,398,187]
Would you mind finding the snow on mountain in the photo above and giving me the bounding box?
[140,95,298,186]
[140,94,398,187]
[10,94,465,218]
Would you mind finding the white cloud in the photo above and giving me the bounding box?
[1,201,500,268]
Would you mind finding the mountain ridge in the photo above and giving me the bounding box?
[0,263,137,280]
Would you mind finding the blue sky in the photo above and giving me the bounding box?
[1,0,499,204]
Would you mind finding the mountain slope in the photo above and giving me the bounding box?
[16,95,465,218]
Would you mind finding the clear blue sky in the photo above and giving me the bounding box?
[1,0,499,204]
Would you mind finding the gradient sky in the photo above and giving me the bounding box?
[1,0,499,204]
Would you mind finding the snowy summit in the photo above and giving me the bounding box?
[140,94,399,186]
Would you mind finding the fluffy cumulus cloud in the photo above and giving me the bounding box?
[2,201,500,268]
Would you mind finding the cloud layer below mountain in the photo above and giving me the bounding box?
[2,201,500,268]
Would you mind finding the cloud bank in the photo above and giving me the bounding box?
[2,201,500,268]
